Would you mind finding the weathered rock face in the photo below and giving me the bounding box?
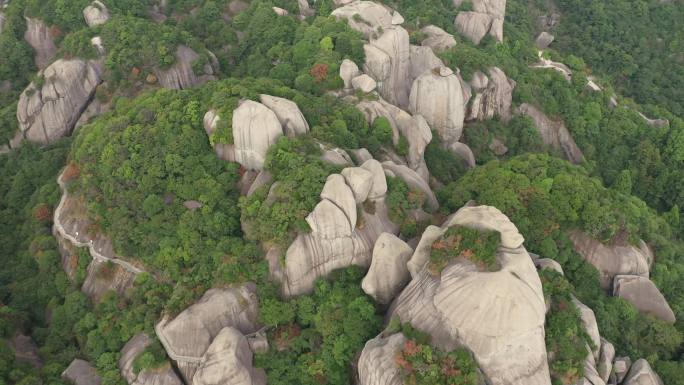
[420,25,457,52]
[155,285,260,384]
[83,1,110,27]
[352,74,378,93]
[356,98,432,181]
[53,169,142,302]
[613,275,675,324]
[449,141,476,169]
[622,359,664,385]
[231,100,284,170]
[154,45,217,90]
[409,66,465,144]
[573,297,601,359]
[568,231,650,289]
[193,327,266,385]
[535,31,554,49]
[455,0,506,44]
[518,103,584,164]
[331,1,393,39]
[24,17,57,69]
[277,160,399,297]
[259,94,309,137]
[390,205,550,385]
[597,339,615,383]
[357,333,406,385]
[340,59,361,89]
[467,67,515,122]
[17,59,102,145]
[362,233,413,304]
[364,26,411,109]
[119,334,183,385]
[408,45,444,85]
[63,359,101,385]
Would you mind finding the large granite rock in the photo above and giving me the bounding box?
[568,231,650,289]
[389,205,550,385]
[83,1,110,27]
[340,59,361,89]
[362,233,413,304]
[276,162,399,296]
[193,327,266,385]
[17,59,102,145]
[597,339,615,383]
[455,0,506,44]
[408,45,444,85]
[352,74,377,93]
[63,359,101,385]
[518,103,584,164]
[573,297,601,359]
[364,26,411,109]
[331,1,393,38]
[357,333,406,385]
[154,45,217,90]
[259,94,309,137]
[53,169,142,302]
[356,98,432,181]
[409,66,465,144]
[231,100,284,170]
[613,275,675,324]
[420,25,457,52]
[614,357,632,384]
[24,17,57,69]
[622,359,663,385]
[535,31,554,49]
[155,285,260,383]
[467,67,515,122]
[119,334,183,385]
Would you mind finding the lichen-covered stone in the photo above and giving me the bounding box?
[259,94,309,137]
[231,100,284,170]
[613,275,675,324]
[83,1,110,27]
[193,327,265,385]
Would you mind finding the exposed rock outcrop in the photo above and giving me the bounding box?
[356,98,432,181]
[231,100,284,170]
[119,334,183,385]
[24,17,57,69]
[340,59,360,89]
[622,359,663,385]
[409,66,465,144]
[193,327,266,385]
[155,285,260,383]
[518,103,584,164]
[17,59,102,145]
[357,333,406,385]
[613,275,675,324]
[420,25,457,52]
[276,160,399,297]
[363,26,411,109]
[449,141,476,168]
[389,205,550,385]
[408,45,444,85]
[467,67,515,122]
[535,31,554,49]
[154,45,217,90]
[362,233,413,304]
[568,231,650,289]
[83,1,110,27]
[53,169,142,302]
[259,94,309,137]
[352,74,377,93]
[331,1,393,39]
[63,359,101,385]
[454,0,506,44]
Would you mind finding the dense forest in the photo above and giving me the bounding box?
[1,0,683,385]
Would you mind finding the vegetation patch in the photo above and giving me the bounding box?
[429,226,500,274]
